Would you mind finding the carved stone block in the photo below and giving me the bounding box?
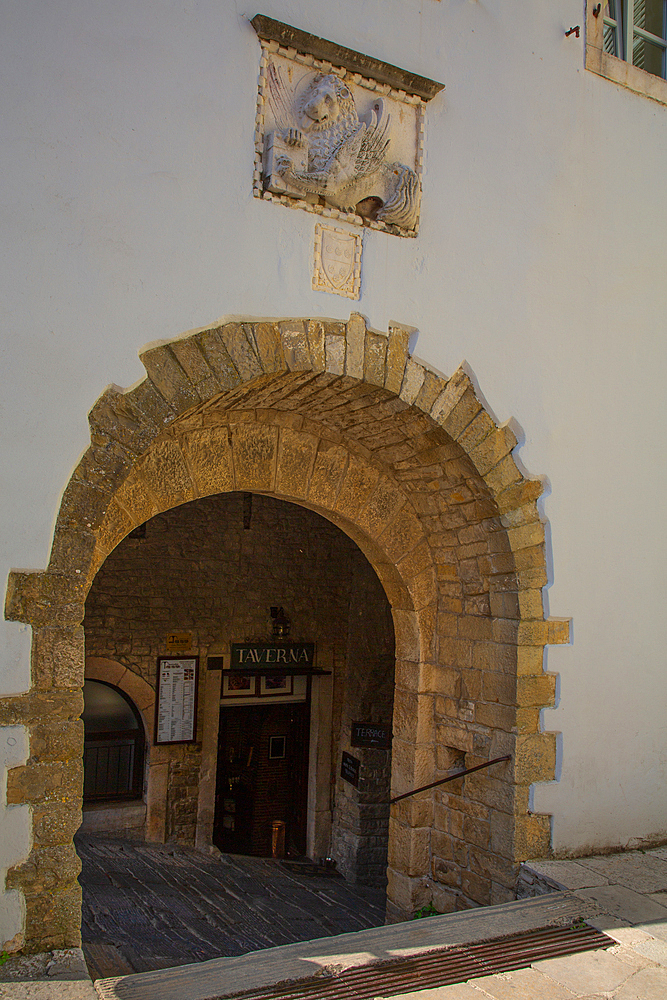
[312,224,362,299]
[254,39,429,237]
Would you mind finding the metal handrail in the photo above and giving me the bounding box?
[389,755,511,804]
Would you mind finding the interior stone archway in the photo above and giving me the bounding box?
[2,313,569,951]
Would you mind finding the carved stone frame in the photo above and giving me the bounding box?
[252,40,428,237]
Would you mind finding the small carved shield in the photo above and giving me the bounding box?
[321,230,355,290]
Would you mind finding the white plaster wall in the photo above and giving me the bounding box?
[1,0,665,865]
[0,727,31,950]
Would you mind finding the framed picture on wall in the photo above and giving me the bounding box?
[222,672,256,698]
[154,656,199,745]
[260,674,293,696]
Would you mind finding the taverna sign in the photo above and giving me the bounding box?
[230,642,315,669]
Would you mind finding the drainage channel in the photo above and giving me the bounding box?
[210,924,613,1000]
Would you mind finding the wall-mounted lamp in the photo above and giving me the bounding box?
[270,606,291,638]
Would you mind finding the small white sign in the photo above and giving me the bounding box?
[156,657,199,744]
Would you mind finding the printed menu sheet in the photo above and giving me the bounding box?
[156,657,198,744]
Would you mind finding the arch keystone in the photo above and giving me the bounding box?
[230,421,278,491]
[324,325,346,375]
[306,321,326,372]
[345,313,367,379]
[279,321,311,370]
[364,332,387,387]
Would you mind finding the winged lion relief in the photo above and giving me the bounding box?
[255,51,425,237]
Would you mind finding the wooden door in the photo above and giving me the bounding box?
[213,702,310,856]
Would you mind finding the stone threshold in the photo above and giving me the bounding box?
[0,948,97,1000]
[94,891,597,1000]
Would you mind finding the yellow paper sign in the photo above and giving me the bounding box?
[166,632,193,652]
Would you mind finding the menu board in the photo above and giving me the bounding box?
[155,657,199,744]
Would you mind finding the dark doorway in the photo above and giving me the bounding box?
[213,702,310,857]
[82,679,145,802]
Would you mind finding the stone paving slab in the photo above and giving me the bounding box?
[0,985,98,1000]
[612,964,667,999]
[376,987,484,999]
[462,966,578,998]
[629,934,667,966]
[574,884,667,926]
[574,852,667,894]
[521,860,609,892]
[531,950,640,995]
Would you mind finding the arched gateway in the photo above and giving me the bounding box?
[2,314,568,953]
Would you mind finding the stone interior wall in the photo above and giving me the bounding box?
[332,559,395,886]
[83,491,395,872]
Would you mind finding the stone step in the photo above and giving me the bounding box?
[94,890,598,1000]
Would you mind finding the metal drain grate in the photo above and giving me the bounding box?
[211,924,613,1000]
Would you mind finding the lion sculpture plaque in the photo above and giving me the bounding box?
[254,46,425,237]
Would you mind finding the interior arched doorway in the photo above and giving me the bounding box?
[4,314,569,951]
[82,492,396,885]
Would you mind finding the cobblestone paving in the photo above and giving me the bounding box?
[77,835,386,980]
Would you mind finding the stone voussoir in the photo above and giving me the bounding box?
[139,343,202,412]
[88,386,162,458]
[384,324,411,394]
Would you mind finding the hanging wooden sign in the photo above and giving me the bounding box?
[351,721,391,749]
[230,642,315,669]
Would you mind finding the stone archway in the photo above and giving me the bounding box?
[3,313,569,951]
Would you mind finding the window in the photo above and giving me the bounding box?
[586,0,667,103]
[82,680,145,801]
[604,1,667,77]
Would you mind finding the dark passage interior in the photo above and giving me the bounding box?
[82,492,396,885]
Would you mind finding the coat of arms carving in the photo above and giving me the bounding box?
[312,224,362,299]
[252,17,444,238]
